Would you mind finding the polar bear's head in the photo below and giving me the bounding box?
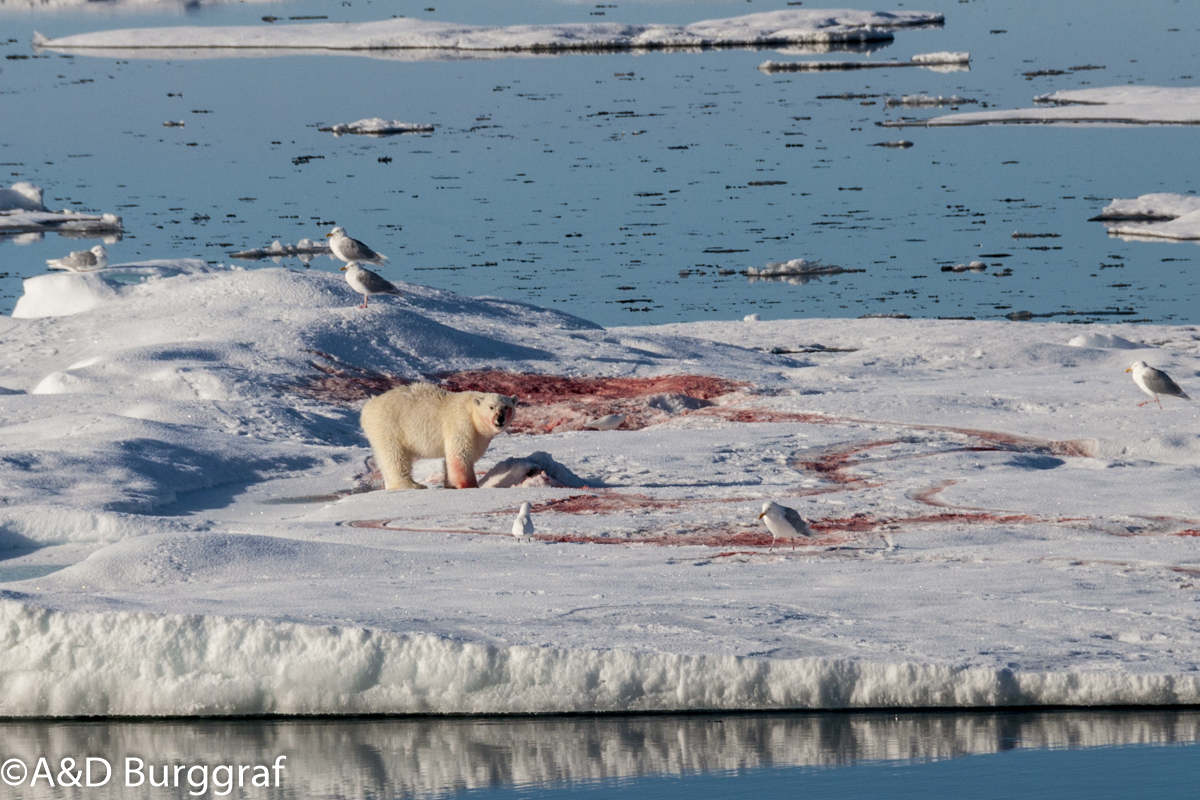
[474,393,519,433]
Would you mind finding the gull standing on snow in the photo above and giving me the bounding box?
[757,501,813,552]
[512,501,534,542]
[46,244,107,272]
[341,262,402,309]
[326,226,388,265]
[1126,361,1191,409]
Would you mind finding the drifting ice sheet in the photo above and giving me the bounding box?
[31,10,945,57]
[882,86,1200,127]
[3,265,1200,716]
[1091,193,1200,241]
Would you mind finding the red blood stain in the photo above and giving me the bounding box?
[290,350,407,404]
[534,493,686,515]
[1175,530,1200,538]
[436,371,744,402]
[912,480,958,508]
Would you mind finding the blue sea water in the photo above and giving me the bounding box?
[0,0,1197,325]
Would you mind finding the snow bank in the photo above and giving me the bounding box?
[1066,333,1147,350]
[4,599,1198,716]
[32,10,944,56]
[882,86,1200,127]
[319,119,435,137]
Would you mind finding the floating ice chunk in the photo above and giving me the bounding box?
[319,118,435,137]
[33,10,945,59]
[1092,193,1200,221]
[941,261,988,273]
[883,86,1200,127]
[909,51,969,64]
[746,259,864,279]
[1066,333,1148,350]
[231,240,333,260]
[744,313,761,322]
[0,182,45,212]
[760,51,968,73]
[0,208,123,236]
[885,94,975,107]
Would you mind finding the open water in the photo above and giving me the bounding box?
[0,0,1197,325]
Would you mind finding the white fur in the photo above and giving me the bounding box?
[361,383,518,490]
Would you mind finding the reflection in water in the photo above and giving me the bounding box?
[1,710,1197,799]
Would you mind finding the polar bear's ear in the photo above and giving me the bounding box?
[509,395,519,406]
[473,397,481,406]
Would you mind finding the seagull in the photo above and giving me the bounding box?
[1126,361,1191,409]
[757,501,813,552]
[583,414,625,431]
[512,501,534,542]
[46,244,107,272]
[341,262,402,309]
[326,226,388,265]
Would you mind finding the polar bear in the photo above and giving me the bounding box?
[360,383,518,490]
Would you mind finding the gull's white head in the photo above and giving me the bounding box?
[326,226,347,239]
[518,501,532,516]
[1126,360,1148,374]
[339,261,358,273]
[92,245,107,257]
[758,501,778,520]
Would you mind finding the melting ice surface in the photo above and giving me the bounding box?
[0,0,1198,325]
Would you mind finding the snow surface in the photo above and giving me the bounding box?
[31,10,945,60]
[883,86,1200,127]
[319,119,435,137]
[1090,193,1200,242]
[2,263,1200,716]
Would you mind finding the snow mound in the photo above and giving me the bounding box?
[1066,333,1147,350]
[0,182,45,212]
[319,119,435,137]
[480,451,589,488]
[12,260,226,319]
[5,599,1200,716]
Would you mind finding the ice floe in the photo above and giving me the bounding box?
[2,264,1200,716]
[882,86,1200,127]
[230,238,332,263]
[31,10,945,60]
[1089,193,1200,242]
[759,51,969,73]
[318,119,435,137]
